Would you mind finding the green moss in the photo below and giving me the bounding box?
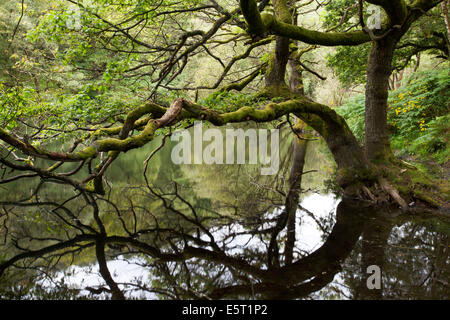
[272,0,292,24]
[382,162,449,207]
[97,120,158,152]
[261,13,275,28]
[413,190,440,207]
[92,126,122,138]
[336,165,376,189]
[240,0,268,36]
[269,18,370,46]
[256,85,299,100]
[70,146,97,160]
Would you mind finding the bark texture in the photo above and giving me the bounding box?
[365,37,397,161]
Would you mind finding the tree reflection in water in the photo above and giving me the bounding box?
[0,137,448,300]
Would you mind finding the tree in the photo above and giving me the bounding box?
[0,0,448,299]
[0,0,446,210]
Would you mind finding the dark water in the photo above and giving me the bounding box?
[0,126,448,300]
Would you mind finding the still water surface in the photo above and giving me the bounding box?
[1,126,448,299]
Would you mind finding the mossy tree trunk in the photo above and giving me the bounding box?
[264,0,293,89]
[288,58,305,95]
[265,36,290,88]
[288,5,305,96]
[365,36,398,162]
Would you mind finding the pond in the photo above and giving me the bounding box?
[0,125,448,300]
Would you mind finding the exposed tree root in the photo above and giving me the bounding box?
[361,185,377,202]
[379,177,408,209]
[343,161,449,215]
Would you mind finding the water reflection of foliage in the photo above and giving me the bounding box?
[0,132,448,300]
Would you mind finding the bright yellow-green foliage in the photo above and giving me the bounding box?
[338,69,450,163]
[388,70,449,135]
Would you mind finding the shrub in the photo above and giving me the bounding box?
[336,69,450,163]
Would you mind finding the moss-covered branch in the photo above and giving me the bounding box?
[1,93,372,193]
[365,0,408,23]
[240,0,268,37]
[239,0,371,46]
[264,14,371,46]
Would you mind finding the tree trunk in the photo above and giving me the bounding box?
[265,36,290,88]
[365,37,397,162]
[442,0,450,56]
[265,0,292,88]
[288,58,305,95]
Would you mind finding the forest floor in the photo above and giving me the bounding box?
[400,155,450,181]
